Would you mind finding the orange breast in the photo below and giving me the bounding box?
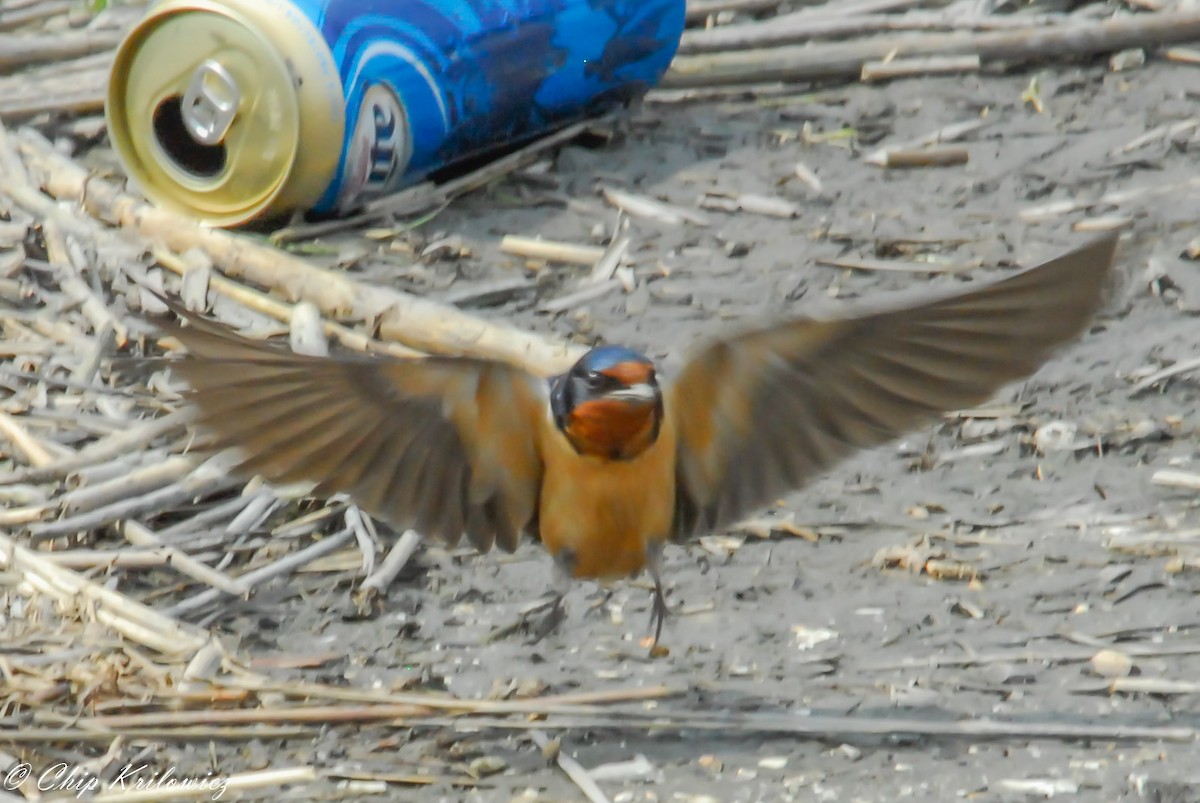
[563,399,659,461]
[538,412,676,580]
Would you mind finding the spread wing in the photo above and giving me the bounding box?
[156,301,547,552]
[667,234,1118,538]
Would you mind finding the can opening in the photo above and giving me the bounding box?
[152,96,226,178]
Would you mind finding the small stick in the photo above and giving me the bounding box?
[15,126,586,375]
[530,730,611,803]
[67,447,174,489]
[685,0,780,23]
[1128,356,1200,394]
[866,145,970,168]
[58,455,194,515]
[588,233,631,283]
[500,236,606,267]
[1113,118,1200,155]
[538,278,623,313]
[1110,677,1200,695]
[42,220,127,345]
[792,162,824,194]
[1151,470,1200,492]
[1072,215,1132,233]
[863,118,988,164]
[217,676,680,713]
[663,11,1200,88]
[814,255,976,274]
[0,409,192,485]
[365,119,594,218]
[358,529,422,597]
[346,505,378,577]
[0,410,57,467]
[0,504,47,526]
[29,456,241,543]
[39,548,219,570]
[0,113,31,184]
[0,81,107,121]
[698,193,801,217]
[861,54,980,82]
[152,248,422,359]
[0,28,124,72]
[0,726,313,743]
[0,0,73,32]
[123,520,245,596]
[0,532,210,656]
[1164,46,1200,64]
[679,10,1067,54]
[389,711,1200,743]
[601,186,711,226]
[88,703,430,730]
[167,527,355,617]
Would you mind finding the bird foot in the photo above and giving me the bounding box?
[524,593,566,644]
[644,571,672,657]
[485,593,565,645]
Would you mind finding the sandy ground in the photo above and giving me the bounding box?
[111,58,1200,800]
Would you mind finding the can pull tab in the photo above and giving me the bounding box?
[181,60,241,146]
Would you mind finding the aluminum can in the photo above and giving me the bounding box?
[106,0,685,227]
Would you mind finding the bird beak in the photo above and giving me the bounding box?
[608,383,658,403]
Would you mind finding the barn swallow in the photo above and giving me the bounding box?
[155,234,1117,646]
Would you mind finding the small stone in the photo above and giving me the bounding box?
[1090,649,1134,679]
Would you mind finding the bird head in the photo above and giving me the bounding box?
[551,346,664,461]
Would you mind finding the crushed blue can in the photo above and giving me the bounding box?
[106,0,686,226]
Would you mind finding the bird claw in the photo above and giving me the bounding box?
[482,593,565,645]
[646,570,672,654]
[524,593,566,644]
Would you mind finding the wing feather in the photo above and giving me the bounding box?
[668,235,1119,537]
[157,299,547,553]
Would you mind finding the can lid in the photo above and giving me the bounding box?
[107,3,302,226]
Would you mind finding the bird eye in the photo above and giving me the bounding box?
[585,371,608,390]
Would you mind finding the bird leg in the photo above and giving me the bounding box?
[646,541,671,649]
[648,569,669,648]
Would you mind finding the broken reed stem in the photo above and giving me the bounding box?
[1151,470,1200,492]
[357,529,422,596]
[860,54,980,82]
[1129,355,1200,394]
[152,247,423,359]
[531,730,611,803]
[42,218,129,345]
[0,409,58,467]
[0,531,210,656]
[416,710,1199,742]
[684,0,782,24]
[664,10,1200,87]
[867,145,970,168]
[12,125,584,375]
[167,527,356,618]
[500,235,607,266]
[57,455,194,515]
[678,10,1067,54]
[29,456,241,543]
[0,28,124,71]
[212,678,680,715]
[55,705,1196,744]
[0,409,193,486]
[123,520,246,595]
[2,726,314,744]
